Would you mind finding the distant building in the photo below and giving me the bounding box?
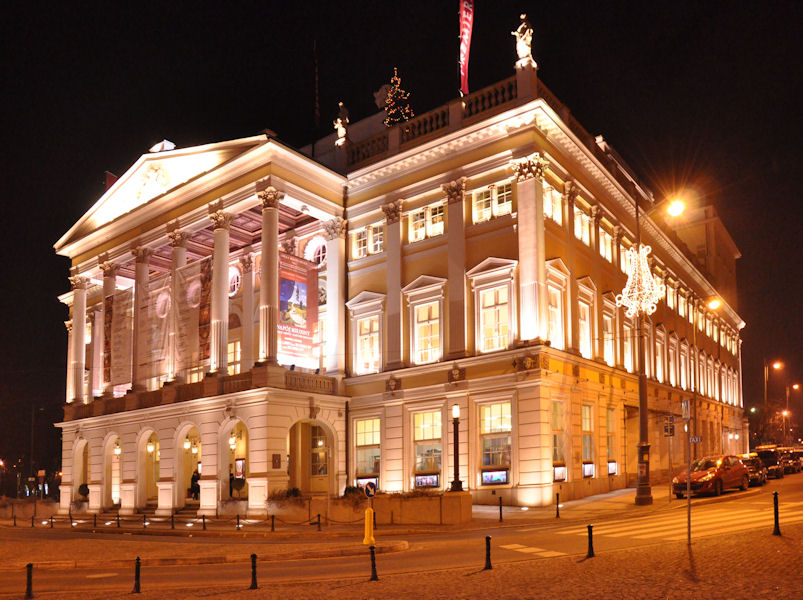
[54,57,745,516]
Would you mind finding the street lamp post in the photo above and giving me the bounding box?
[450,404,463,492]
[764,360,783,408]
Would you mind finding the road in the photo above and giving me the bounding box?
[1,474,801,597]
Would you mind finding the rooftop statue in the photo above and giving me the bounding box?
[511,13,534,62]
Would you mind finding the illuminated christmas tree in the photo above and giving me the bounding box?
[383,67,414,127]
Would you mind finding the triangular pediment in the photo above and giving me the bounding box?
[346,290,385,312]
[55,136,264,255]
[466,257,518,278]
[401,275,447,295]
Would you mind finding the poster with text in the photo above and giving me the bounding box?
[277,252,318,370]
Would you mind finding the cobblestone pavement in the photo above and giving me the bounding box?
[3,521,801,599]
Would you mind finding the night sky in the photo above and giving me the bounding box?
[1,2,800,480]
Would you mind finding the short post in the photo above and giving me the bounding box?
[317,513,321,531]
[773,491,781,536]
[31,516,35,528]
[13,514,17,527]
[69,509,72,524]
[202,514,206,531]
[171,514,174,530]
[93,514,97,528]
[586,525,595,558]
[556,493,560,518]
[484,535,492,570]
[498,496,503,522]
[249,553,258,590]
[143,514,147,529]
[50,516,54,529]
[369,545,379,581]
[132,556,141,594]
[25,563,33,599]
[116,513,120,528]
[237,514,241,530]
[270,514,275,532]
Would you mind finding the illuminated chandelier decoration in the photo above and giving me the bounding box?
[616,244,665,318]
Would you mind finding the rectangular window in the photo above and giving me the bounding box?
[473,183,512,224]
[606,408,616,463]
[479,286,509,352]
[599,228,613,262]
[667,283,676,310]
[414,302,440,364]
[353,229,368,259]
[574,209,592,246]
[410,209,427,242]
[547,285,564,350]
[495,183,512,216]
[414,411,442,483]
[552,400,565,481]
[668,341,677,387]
[356,315,380,374]
[602,314,615,367]
[582,404,594,465]
[543,183,563,225]
[370,224,384,254]
[428,204,444,237]
[680,348,688,390]
[355,418,381,478]
[619,241,633,274]
[473,189,493,223]
[623,322,634,373]
[480,402,511,483]
[227,340,241,376]
[578,301,592,359]
[655,334,665,383]
[410,204,445,241]
[678,294,687,318]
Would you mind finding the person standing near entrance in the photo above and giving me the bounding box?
[190,470,199,500]
[229,468,234,498]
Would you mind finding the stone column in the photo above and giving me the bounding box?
[99,258,118,396]
[89,311,103,398]
[68,272,87,403]
[324,217,347,376]
[131,247,152,389]
[444,178,467,358]
[167,227,189,381]
[240,251,255,371]
[564,182,579,354]
[512,155,548,344]
[590,205,604,361]
[383,200,403,368]
[209,203,233,373]
[258,186,282,364]
[64,321,74,403]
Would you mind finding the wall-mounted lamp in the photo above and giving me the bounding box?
[147,441,155,454]
[113,441,121,456]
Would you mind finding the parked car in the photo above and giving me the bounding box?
[739,453,768,486]
[672,455,749,498]
[791,448,803,470]
[778,449,801,474]
[755,447,785,479]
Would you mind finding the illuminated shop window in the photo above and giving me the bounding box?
[582,405,594,477]
[414,411,442,487]
[606,408,617,475]
[480,402,511,484]
[552,400,566,481]
[355,418,381,481]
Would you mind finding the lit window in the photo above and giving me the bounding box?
[228,266,242,297]
[352,224,384,258]
[547,285,565,351]
[655,332,665,383]
[619,241,633,274]
[370,225,384,254]
[552,400,565,481]
[414,302,440,364]
[480,402,511,484]
[680,346,688,390]
[353,229,368,259]
[355,418,381,480]
[542,182,563,225]
[606,408,617,474]
[678,294,687,318]
[356,316,380,374]
[582,405,594,477]
[311,425,327,476]
[414,411,442,486]
[668,339,677,387]
[623,320,634,373]
[479,286,509,352]
[667,282,676,310]
[574,208,592,246]
[472,182,512,224]
[599,227,613,262]
[578,301,592,359]
[227,340,241,376]
[409,203,445,242]
[705,316,712,337]
[602,313,615,367]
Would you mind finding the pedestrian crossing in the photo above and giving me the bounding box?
[551,502,803,542]
[499,543,566,558]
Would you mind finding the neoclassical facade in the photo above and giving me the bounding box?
[55,58,746,515]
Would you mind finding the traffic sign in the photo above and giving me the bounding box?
[364,481,377,498]
[663,424,675,437]
[690,436,702,444]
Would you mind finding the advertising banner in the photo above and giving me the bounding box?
[175,261,201,373]
[277,252,318,370]
[110,289,133,386]
[458,0,474,96]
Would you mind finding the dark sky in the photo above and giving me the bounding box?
[1,1,801,476]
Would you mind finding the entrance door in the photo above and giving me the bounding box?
[288,421,329,494]
[309,425,329,493]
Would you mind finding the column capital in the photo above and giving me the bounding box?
[98,256,119,278]
[281,230,297,255]
[68,274,87,290]
[612,225,622,242]
[511,153,548,182]
[131,246,152,263]
[208,202,233,230]
[590,205,602,225]
[441,177,466,204]
[381,199,404,224]
[167,226,189,248]
[64,320,73,333]
[258,186,284,209]
[323,217,348,241]
[239,254,253,274]
[564,180,578,205]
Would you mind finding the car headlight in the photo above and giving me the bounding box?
[700,473,715,482]
[672,477,679,484]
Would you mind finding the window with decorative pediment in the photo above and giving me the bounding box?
[546,259,570,351]
[467,258,517,353]
[402,276,447,365]
[346,291,385,375]
[577,278,597,360]
[542,181,563,225]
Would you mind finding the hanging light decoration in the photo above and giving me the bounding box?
[229,434,237,450]
[113,441,121,456]
[183,438,192,450]
[191,443,199,455]
[616,244,665,318]
[147,441,155,454]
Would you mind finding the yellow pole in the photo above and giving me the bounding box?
[363,507,375,545]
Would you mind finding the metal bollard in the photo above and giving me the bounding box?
[237,514,241,530]
[132,556,141,594]
[143,514,147,529]
[202,514,206,531]
[31,516,35,528]
[270,514,275,532]
[317,513,321,531]
[586,525,595,558]
[484,535,493,570]
[25,563,33,599]
[773,491,781,536]
[50,516,54,529]
[369,545,379,581]
[498,496,503,522]
[249,553,258,590]
[116,514,120,528]
[556,493,560,518]
[13,515,17,527]
[93,514,97,528]
[171,514,175,530]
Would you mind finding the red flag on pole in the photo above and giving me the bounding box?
[458,0,474,96]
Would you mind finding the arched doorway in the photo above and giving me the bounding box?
[222,421,248,500]
[177,426,202,504]
[137,432,160,507]
[103,436,122,508]
[73,439,89,501]
[288,421,331,494]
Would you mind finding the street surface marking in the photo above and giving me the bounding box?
[515,547,546,553]
[500,543,566,557]
[85,573,118,579]
[500,544,527,549]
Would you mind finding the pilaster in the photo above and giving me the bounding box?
[240,251,255,371]
[68,272,87,403]
[563,182,580,355]
[382,200,403,368]
[444,178,467,358]
[99,258,118,395]
[258,185,282,365]
[324,217,347,376]
[131,246,152,388]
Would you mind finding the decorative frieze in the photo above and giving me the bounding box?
[323,217,348,241]
[258,186,284,209]
[511,153,548,181]
[441,177,466,204]
[381,199,404,224]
